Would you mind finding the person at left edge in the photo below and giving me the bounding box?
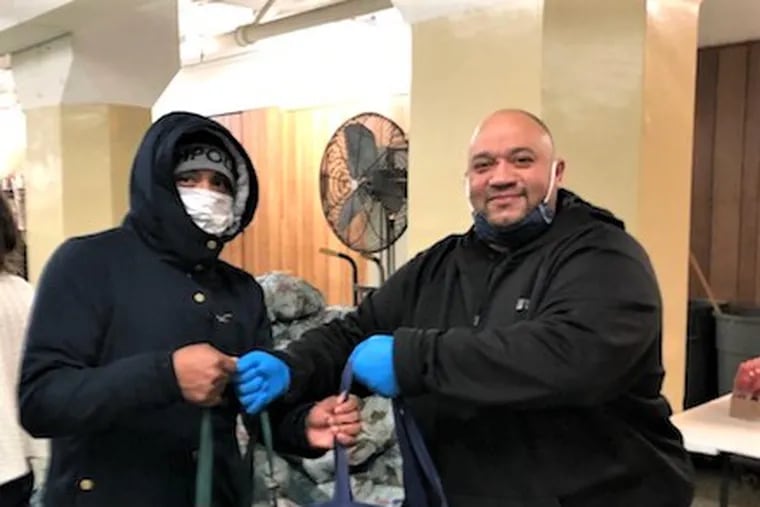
[17,111,361,507]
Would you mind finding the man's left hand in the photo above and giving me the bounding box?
[349,334,399,398]
[306,394,362,449]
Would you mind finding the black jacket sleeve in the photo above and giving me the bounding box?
[394,228,662,409]
[18,239,183,438]
[242,285,323,459]
[276,253,419,404]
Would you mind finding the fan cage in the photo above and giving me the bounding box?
[319,112,408,254]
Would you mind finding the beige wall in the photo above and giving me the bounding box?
[407,0,544,255]
[637,1,701,407]
[25,104,150,282]
[542,0,646,233]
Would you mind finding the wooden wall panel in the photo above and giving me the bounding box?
[689,48,718,298]
[214,113,245,268]
[710,45,746,301]
[739,43,760,303]
[213,96,409,306]
[691,41,760,306]
[241,108,282,275]
[746,43,760,305]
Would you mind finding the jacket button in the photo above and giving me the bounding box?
[78,478,95,491]
[194,264,204,272]
[206,239,217,250]
[193,292,206,304]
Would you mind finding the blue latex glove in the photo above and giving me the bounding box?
[349,334,399,398]
[235,351,291,415]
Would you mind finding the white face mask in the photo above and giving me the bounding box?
[177,187,235,236]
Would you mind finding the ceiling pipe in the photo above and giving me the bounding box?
[182,0,392,66]
[219,0,392,48]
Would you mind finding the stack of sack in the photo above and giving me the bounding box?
[250,272,404,506]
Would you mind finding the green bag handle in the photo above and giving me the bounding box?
[195,409,215,507]
[194,408,280,507]
[258,410,280,506]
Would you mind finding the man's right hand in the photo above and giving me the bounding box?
[235,351,291,414]
[172,343,237,406]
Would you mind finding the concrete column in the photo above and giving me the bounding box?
[6,0,180,281]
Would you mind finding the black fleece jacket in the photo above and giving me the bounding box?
[280,190,694,507]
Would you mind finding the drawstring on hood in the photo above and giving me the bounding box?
[123,111,258,269]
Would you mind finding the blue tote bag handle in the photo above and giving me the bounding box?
[307,361,448,507]
[392,398,448,507]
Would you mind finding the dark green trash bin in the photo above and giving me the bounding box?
[684,299,720,409]
[715,305,760,395]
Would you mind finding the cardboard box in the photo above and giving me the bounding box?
[729,394,760,421]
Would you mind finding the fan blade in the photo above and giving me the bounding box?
[370,170,407,214]
[380,194,405,215]
[344,123,379,180]
[337,188,366,232]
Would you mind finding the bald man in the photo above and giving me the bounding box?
[234,109,694,507]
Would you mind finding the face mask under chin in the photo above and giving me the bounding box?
[472,162,558,248]
[473,202,554,249]
[177,186,235,236]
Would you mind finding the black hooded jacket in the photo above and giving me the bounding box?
[280,189,695,507]
[18,112,315,507]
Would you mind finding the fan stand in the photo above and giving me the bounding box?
[319,243,392,307]
[318,247,381,307]
[360,253,385,283]
[385,216,396,276]
[319,248,359,306]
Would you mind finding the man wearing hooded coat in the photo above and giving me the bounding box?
[17,112,360,507]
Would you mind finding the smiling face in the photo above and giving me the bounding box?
[466,110,564,227]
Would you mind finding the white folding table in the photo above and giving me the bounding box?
[670,394,760,507]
